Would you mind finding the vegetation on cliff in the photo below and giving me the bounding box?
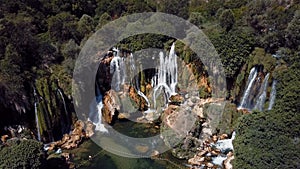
[234,55,300,168]
[0,0,299,168]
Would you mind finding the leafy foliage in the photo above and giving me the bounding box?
[234,55,300,168]
[0,139,45,169]
[219,9,235,31]
[209,28,255,78]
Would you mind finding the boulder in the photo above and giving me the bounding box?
[151,150,160,157]
[224,152,234,169]
[188,155,205,166]
[85,121,95,138]
[169,94,184,105]
[206,162,214,168]
[220,134,228,140]
[1,135,9,143]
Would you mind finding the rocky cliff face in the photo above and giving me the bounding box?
[0,82,30,132]
[0,70,75,143]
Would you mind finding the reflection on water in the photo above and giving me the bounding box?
[66,119,187,169]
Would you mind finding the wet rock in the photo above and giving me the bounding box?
[103,90,120,124]
[169,94,184,105]
[206,162,214,168]
[197,150,208,157]
[1,135,9,143]
[117,113,130,119]
[164,105,178,116]
[188,155,205,165]
[151,150,160,157]
[224,152,234,169]
[128,86,147,110]
[52,120,88,150]
[212,135,218,143]
[220,134,228,140]
[192,104,204,118]
[85,121,95,138]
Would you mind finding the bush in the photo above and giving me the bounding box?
[209,28,255,78]
[0,139,46,169]
[219,9,235,31]
[189,12,205,28]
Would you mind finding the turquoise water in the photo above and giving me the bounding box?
[66,119,187,169]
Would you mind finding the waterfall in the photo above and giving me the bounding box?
[268,80,277,110]
[34,102,41,141]
[253,73,270,111]
[129,53,136,78]
[89,85,108,132]
[110,48,126,91]
[107,43,178,111]
[137,90,150,107]
[152,43,178,108]
[34,89,41,141]
[238,67,258,109]
[128,52,151,108]
[57,89,70,134]
[95,95,108,132]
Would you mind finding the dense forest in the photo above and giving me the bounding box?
[0,0,299,168]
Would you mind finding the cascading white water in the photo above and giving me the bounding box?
[57,89,70,133]
[34,102,41,141]
[89,93,108,132]
[110,48,126,91]
[211,131,236,166]
[253,73,270,111]
[268,80,277,110]
[137,90,150,107]
[95,96,108,132]
[88,83,108,132]
[128,53,150,107]
[239,67,258,109]
[34,89,41,141]
[214,131,236,153]
[107,43,178,111]
[152,43,178,108]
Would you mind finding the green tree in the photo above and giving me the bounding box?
[189,12,205,28]
[96,12,112,30]
[0,139,46,169]
[209,28,255,78]
[158,0,189,19]
[77,14,95,38]
[47,12,79,43]
[219,9,235,31]
[285,10,300,49]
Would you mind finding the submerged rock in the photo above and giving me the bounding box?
[135,144,149,153]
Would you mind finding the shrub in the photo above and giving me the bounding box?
[219,9,235,31]
[0,139,46,169]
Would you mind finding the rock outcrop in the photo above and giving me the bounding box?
[47,120,95,150]
[187,132,235,169]
[102,90,120,124]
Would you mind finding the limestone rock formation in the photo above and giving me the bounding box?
[102,90,120,124]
